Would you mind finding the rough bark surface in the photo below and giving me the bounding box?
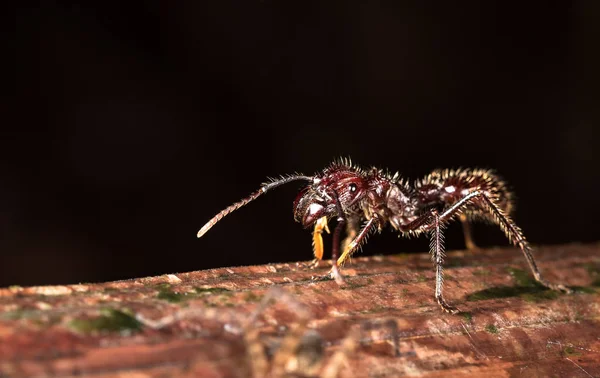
[1,243,599,377]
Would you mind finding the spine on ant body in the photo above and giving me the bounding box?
[414,168,515,220]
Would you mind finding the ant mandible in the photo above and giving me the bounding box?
[197,158,570,313]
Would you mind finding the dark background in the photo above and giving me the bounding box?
[6,3,599,287]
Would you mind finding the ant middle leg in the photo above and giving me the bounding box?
[340,215,360,261]
[428,209,458,313]
[336,217,377,268]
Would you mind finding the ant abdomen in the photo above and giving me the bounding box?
[416,168,515,219]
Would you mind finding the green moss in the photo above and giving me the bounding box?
[563,346,581,356]
[570,286,597,294]
[467,285,526,301]
[592,278,600,288]
[506,267,538,287]
[1,309,27,320]
[157,288,186,303]
[1,309,60,322]
[467,283,563,302]
[156,285,232,303]
[485,324,498,334]
[416,275,428,283]
[461,312,473,323]
[68,308,141,335]
[244,292,263,303]
[194,287,232,295]
[467,267,570,303]
[361,305,391,314]
[521,290,560,303]
[583,263,600,275]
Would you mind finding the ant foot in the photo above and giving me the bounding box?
[436,296,459,314]
[311,272,332,282]
[465,241,479,251]
[311,267,346,285]
[330,267,345,286]
[307,258,323,270]
[545,282,573,294]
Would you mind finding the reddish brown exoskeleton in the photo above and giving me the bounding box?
[197,158,570,313]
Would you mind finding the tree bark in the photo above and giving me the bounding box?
[1,243,599,377]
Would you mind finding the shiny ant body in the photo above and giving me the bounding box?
[198,158,570,313]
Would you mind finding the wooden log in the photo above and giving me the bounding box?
[1,243,599,377]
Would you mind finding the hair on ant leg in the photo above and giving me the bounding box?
[198,158,571,313]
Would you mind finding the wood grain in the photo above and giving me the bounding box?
[1,243,599,377]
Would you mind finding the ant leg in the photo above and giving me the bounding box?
[459,214,478,250]
[433,191,571,293]
[336,217,377,267]
[309,217,330,269]
[399,210,459,312]
[314,189,347,284]
[475,194,571,293]
[429,209,458,313]
[401,190,571,313]
[328,221,346,285]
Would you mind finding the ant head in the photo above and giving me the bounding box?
[293,162,368,228]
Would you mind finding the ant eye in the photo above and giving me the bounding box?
[349,183,357,193]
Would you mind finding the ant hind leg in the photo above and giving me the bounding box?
[476,194,572,293]
[459,214,478,250]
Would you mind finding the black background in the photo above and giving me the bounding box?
[6,3,600,287]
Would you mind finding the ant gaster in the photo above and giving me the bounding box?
[197,158,570,313]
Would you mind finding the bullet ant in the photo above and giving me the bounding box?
[198,158,570,313]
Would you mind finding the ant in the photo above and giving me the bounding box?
[197,158,570,313]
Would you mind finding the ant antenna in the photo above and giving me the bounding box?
[197,175,314,238]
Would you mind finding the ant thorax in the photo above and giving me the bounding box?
[360,174,418,232]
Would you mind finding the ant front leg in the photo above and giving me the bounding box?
[328,219,347,285]
[310,216,330,269]
[325,190,347,285]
